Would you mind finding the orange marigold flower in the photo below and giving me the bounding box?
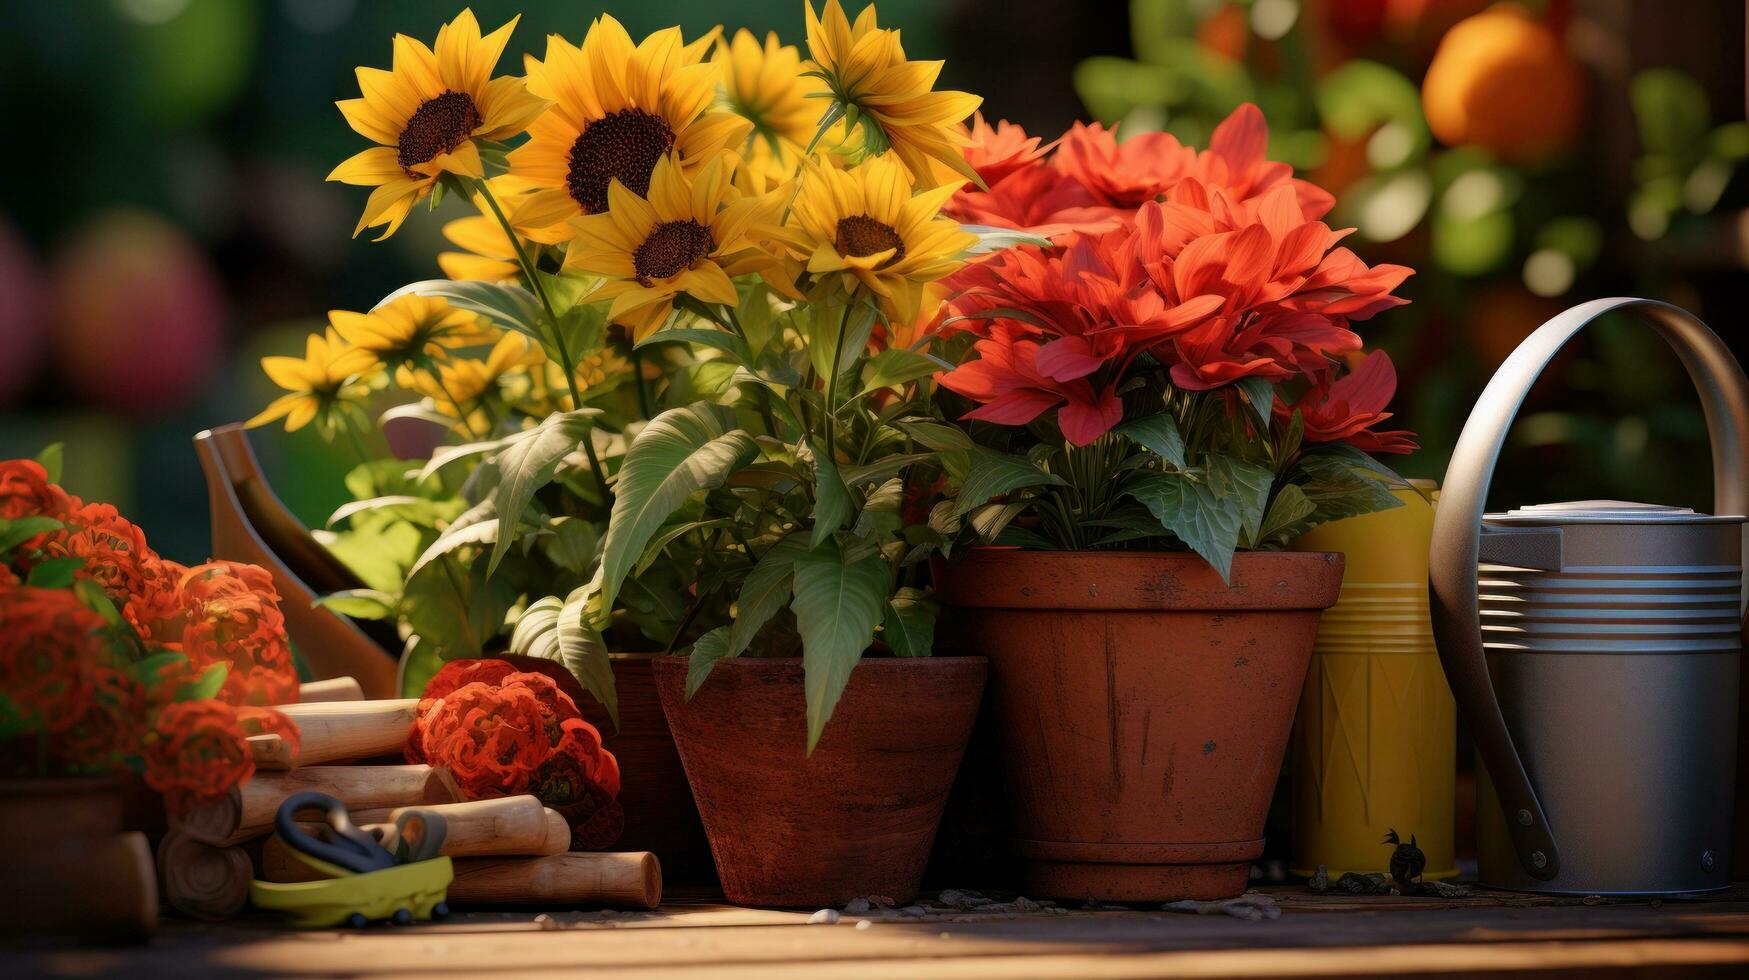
[177,561,297,706]
[143,700,254,817]
[124,559,190,643]
[531,747,624,850]
[421,658,521,701]
[40,502,162,605]
[417,681,550,799]
[0,459,74,522]
[498,671,583,747]
[57,649,149,772]
[0,586,100,733]
[963,114,1050,187]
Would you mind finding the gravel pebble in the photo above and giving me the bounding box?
[807,909,841,925]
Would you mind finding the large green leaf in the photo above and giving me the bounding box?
[1206,454,1275,546]
[1256,484,1318,545]
[860,348,945,391]
[955,447,1066,516]
[597,402,759,615]
[402,556,515,662]
[0,516,61,553]
[811,443,852,549]
[487,410,598,574]
[1115,413,1187,469]
[34,443,63,484]
[409,516,499,576]
[636,327,756,370]
[510,586,618,728]
[853,478,905,538]
[730,533,808,656]
[1296,453,1406,526]
[790,539,890,752]
[882,587,937,658]
[685,626,734,698]
[1125,470,1245,582]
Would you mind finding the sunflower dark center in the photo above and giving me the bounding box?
[567,109,677,214]
[397,91,482,175]
[835,215,906,266]
[633,220,715,284]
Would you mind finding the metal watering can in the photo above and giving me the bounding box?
[1430,298,1747,894]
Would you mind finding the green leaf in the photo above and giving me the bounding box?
[637,326,756,370]
[597,402,759,615]
[956,447,1066,517]
[487,410,598,574]
[1115,413,1186,469]
[1256,484,1319,544]
[633,518,734,576]
[882,587,937,658]
[417,431,528,483]
[959,224,1053,255]
[1235,377,1276,433]
[176,663,229,702]
[1296,454,1406,526]
[72,578,126,629]
[730,534,808,656]
[410,517,499,576]
[853,478,905,538]
[684,626,734,698]
[403,556,514,661]
[0,516,61,553]
[811,444,852,549]
[24,556,83,589]
[842,452,933,488]
[327,495,435,528]
[860,348,945,391]
[1207,455,1275,547]
[509,587,618,729]
[967,500,1027,543]
[381,279,545,346]
[311,588,398,620]
[132,649,188,686]
[34,443,63,484]
[1125,470,1244,582]
[790,539,890,752]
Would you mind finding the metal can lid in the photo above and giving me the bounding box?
[1487,499,1746,524]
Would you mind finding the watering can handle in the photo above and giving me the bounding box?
[1429,297,1749,882]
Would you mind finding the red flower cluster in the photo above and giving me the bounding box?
[409,660,622,849]
[935,105,1416,451]
[1,457,301,815]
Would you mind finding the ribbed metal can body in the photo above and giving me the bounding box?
[1475,519,1740,894]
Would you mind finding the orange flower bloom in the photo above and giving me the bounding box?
[962,114,1050,186]
[417,681,550,798]
[0,586,100,733]
[123,559,190,643]
[57,650,148,772]
[40,502,162,605]
[532,747,624,850]
[0,459,75,523]
[144,700,254,817]
[177,561,297,706]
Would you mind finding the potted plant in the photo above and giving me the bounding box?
[0,448,305,936]
[923,104,1420,900]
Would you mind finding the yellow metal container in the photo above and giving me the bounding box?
[1291,481,1456,880]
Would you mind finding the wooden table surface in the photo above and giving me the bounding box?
[12,885,1749,978]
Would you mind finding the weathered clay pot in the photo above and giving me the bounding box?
[933,550,1343,901]
[0,778,157,941]
[653,655,986,907]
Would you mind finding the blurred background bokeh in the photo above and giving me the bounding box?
[1,0,1744,562]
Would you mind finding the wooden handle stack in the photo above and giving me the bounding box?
[154,679,664,918]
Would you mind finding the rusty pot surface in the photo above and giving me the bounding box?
[653,655,986,907]
[934,549,1343,901]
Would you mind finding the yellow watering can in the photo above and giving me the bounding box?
[1291,481,1456,881]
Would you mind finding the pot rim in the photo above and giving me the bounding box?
[932,548,1344,612]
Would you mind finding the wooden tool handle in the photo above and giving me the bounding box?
[0,832,157,941]
[295,676,365,703]
[181,765,461,846]
[383,796,569,857]
[262,699,420,768]
[157,830,250,921]
[448,852,661,909]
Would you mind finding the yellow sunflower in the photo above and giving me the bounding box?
[410,333,545,434]
[803,0,983,189]
[508,16,751,243]
[779,152,974,324]
[330,294,497,384]
[716,30,845,190]
[248,330,378,434]
[328,10,548,241]
[563,153,777,338]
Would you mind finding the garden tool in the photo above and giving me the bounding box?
[1430,297,1746,895]
[248,792,453,927]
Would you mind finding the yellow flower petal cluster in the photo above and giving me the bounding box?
[509,16,750,243]
[803,0,982,189]
[777,152,974,324]
[248,330,378,433]
[564,154,778,338]
[328,10,547,240]
[331,294,498,380]
[410,333,546,434]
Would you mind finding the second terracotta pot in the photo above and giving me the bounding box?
[934,550,1343,901]
[654,655,986,907]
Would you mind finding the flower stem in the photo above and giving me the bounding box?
[473,178,584,410]
[822,302,851,464]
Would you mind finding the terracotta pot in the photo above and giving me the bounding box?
[933,550,1343,901]
[586,653,714,883]
[0,778,157,941]
[654,655,986,907]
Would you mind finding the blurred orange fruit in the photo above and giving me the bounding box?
[1469,282,1562,369]
[1420,5,1585,162]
